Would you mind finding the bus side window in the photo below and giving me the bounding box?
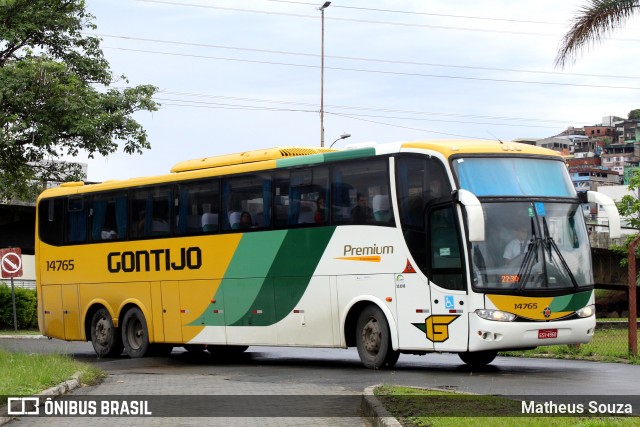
[332,159,391,226]
[429,205,465,290]
[90,192,128,241]
[175,179,220,235]
[130,186,171,238]
[67,197,87,244]
[223,173,272,231]
[38,198,65,246]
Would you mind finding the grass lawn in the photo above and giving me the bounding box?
[374,385,638,427]
[500,324,640,364]
[0,349,104,396]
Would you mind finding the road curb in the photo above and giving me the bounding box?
[0,372,82,426]
[361,385,403,427]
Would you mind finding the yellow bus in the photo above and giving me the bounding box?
[36,140,621,368]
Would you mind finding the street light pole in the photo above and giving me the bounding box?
[319,1,331,147]
[330,133,351,148]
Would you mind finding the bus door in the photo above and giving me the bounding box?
[427,204,469,351]
[159,281,182,343]
[40,284,82,341]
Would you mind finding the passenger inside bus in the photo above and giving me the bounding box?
[314,197,326,224]
[503,226,529,265]
[239,211,253,229]
[351,193,373,224]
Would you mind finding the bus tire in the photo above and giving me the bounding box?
[122,307,149,358]
[90,308,123,358]
[356,305,399,369]
[458,350,497,367]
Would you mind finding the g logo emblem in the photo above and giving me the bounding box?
[413,315,459,343]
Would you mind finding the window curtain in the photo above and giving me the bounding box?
[91,199,107,240]
[68,208,86,243]
[222,181,231,230]
[144,193,153,235]
[177,189,189,234]
[116,196,128,238]
[262,178,272,227]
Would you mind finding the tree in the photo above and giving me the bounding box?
[610,169,640,267]
[629,109,640,120]
[0,0,158,201]
[555,0,640,69]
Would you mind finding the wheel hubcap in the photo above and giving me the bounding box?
[96,317,110,346]
[128,319,143,349]
[361,318,381,354]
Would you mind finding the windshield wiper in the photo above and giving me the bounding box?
[515,217,539,291]
[516,237,538,291]
[542,217,579,289]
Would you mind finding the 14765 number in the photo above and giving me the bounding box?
[46,259,75,271]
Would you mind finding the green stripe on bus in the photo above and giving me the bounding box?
[188,231,287,327]
[549,290,592,312]
[276,153,326,168]
[322,147,376,162]
[228,227,336,326]
[276,147,376,168]
[219,231,288,326]
[190,227,336,327]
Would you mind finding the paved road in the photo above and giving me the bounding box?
[2,337,640,425]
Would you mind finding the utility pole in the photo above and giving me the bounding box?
[319,2,331,147]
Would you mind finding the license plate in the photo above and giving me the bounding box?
[538,329,558,339]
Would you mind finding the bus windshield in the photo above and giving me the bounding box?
[453,157,576,197]
[470,201,592,291]
[451,156,593,291]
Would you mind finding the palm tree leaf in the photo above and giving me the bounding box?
[555,0,639,69]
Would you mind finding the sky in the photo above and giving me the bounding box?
[77,0,640,182]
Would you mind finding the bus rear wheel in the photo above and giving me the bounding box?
[90,308,123,358]
[356,305,399,369]
[122,307,149,358]
[458,350,497,367]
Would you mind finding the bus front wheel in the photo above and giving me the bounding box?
[458,350,497,367]
[356,305,399,369]
[90,308,123,358]
[122,307,149,358]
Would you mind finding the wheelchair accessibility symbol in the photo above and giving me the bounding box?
[444,295,455,310]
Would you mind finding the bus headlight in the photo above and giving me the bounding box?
[475,309,516,322]
[576,304,595,318]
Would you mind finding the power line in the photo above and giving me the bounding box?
[135,0,554,37]
[156,90,583,124]
[104,46,640,90]
[156,99,489,139]
[154,97,568,129]
[135,0,640,41]
[262,0,563,25]
[328,112,488,140]
[92,33,640,80]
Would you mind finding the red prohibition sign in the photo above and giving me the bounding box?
[1,249,22,278]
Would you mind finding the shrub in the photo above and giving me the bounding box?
[0,283,37,329]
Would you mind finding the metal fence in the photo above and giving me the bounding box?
[593,286,639,358]
[0,279,35,290]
